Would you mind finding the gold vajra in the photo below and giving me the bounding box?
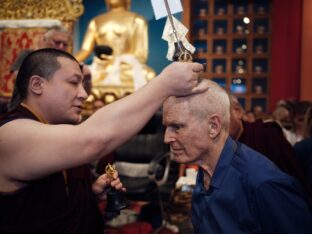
[105,163,116,179]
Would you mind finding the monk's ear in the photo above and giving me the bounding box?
[29,75,44,95]
[208,114,221,139]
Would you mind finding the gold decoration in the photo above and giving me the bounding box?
[81,84,134,118]
[0,28,48,97]
[0,0,84,21]
[0,0,84,97]
[105,163,116,179]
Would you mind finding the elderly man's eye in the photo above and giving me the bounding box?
[70,80,79,85]
[172,124,183,132]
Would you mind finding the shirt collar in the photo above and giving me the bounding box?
[209,137,237,189]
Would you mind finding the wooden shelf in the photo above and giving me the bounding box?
[184,0,271,112]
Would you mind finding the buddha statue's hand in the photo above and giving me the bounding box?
[159,62,208,97]
[100,54,113,61]
[94,45,113,60]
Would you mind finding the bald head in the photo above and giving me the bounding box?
[164,79,231,131]
[163,79,231,165]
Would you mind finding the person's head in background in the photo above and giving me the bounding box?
[272,103,295,131]
[10,26,71,76]
[93,99,105,112]
[293,101,312,140]
[163,79,230,165]
[253,105,264,119]
[82,64,92,96]
[243,111,256,123]
[38,25,70,51]
[228,94,245,140]
[304,103,312,138]
[9,48,87,124]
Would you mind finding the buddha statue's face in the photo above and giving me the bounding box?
[105,0,130,9]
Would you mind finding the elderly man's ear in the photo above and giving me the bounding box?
[208,114,222,138]
[29,75,44,95]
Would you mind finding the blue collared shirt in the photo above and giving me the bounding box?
[191,137,312,234]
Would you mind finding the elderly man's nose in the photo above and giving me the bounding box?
[164,128,174,143]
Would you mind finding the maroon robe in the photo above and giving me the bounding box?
[0,105,104,234]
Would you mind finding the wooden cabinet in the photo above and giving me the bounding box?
[183,0,271,112]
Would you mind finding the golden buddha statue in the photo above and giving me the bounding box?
[75,0,156,100]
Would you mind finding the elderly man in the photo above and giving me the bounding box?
[163,79,312,234]
[0,48,205,233]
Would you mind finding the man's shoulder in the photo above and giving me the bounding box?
[0,106,43,141]
[241,119,286,149]
[232,142,288,186]
[232,142,267,171]
[244,119,282,132]
[0,119,41,144]
[294,137,312,150]
[0,105,38,127]
[262,119,284,132]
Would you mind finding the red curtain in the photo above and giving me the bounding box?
[270,0,302,110]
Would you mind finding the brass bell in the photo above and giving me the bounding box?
[105,188,129,213]
[104,163,129,214]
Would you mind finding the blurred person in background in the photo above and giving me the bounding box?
[294,101,312,191]
[229,95,312,204]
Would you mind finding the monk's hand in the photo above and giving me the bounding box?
[92,171,126,200]
[160,62,208,97]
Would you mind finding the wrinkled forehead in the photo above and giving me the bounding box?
[163,95,200,110]
[163,97,191,119]
[50,31,69,40]
[164,96,185,110]
[52,29,68,36]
